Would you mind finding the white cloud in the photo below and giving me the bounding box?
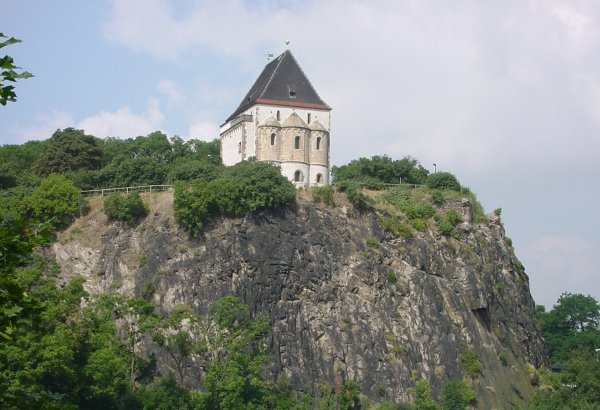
[158,80,186,106]
[12,111,74,143]
[525,235,600,308]
[78,98,165,138]
[188,120,219,141]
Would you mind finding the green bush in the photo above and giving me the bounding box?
[445,209,462,225]
[366,238,380,248]
[103,192,148,223]
[379,216,413,239]
[346,186,374,211]
[387,270,398,284]
[460,348,482,379]
[426,172,461,191]
[441,380,477,409]
[174,161,296,236]
[431,190,445,205]
[410,218,427,231]
[27,174,85,230]
[311,186,335,206]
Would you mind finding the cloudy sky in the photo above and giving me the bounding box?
[2,0,599,308]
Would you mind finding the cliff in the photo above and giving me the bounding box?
[52,191,546,408]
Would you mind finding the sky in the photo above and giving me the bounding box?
[1,0,599,308]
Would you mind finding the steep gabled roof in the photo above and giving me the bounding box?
[226,50,331,122]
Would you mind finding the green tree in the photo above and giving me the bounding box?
[103,192,148,223]
[35,128,103,176]
[152,304,204,387]
[174,161,295,236]
[440,380,476,410]
[204,296,273,408]
[332,155,429,189]
[540,292,600,364]
[0,33,33,106]
[27,174,84,230]
[425,172,461,191]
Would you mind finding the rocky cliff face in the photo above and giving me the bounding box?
[53,191,546,408]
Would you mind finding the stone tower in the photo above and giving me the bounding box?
[220,50,331,187]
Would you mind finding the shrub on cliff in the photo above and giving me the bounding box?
[174,161,295,236]
[425,172,461,191]
[27,174,85,229]
[103,192,148,223]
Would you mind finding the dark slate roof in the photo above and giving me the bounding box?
[226,50,331,122]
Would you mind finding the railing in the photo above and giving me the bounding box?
[81,184,173,196]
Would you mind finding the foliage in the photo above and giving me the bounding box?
[440,380,477,410]
[35,128,103,176]
[379,216,413,239]
[27,174,85,230]
[430,190,445,205]
[425,172,461,191]
[312,185,335,206]
[103,192,148,223]
[366,238,380,248]
[412,380,439,410]
[204,296,273,409]
[174,161,296,236]
[436,210,462,239]
[538,292,600,365]
[332,155,429,189]
[460,348,482,379]
[346,185,374,211]
[0,33,33,106]
[0,219,50,340]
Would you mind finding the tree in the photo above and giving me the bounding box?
[440,380,477,410]
[103,192,148,223]
[174,161,296,236]
[204,296,273,408]
[425,172,461,191]
[0,219,49,340]
[0,33,33,106]
[27,174,84,230]
[35,128,103,176]
[539,293,600,365]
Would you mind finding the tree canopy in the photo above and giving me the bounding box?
[35,128,103,176]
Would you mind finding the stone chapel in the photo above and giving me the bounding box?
[220,50,331,187]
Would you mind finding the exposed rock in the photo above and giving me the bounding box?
[53,192,546,408]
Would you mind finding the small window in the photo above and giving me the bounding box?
[307,113,311,123]
[276,110,280,121]
[294,170,301,182]
[238,142,241,154]
[316,137,321,150]
[316,174,323,183]
[270,133,276,146]
[294,136,300,149]
[289,86,297,98]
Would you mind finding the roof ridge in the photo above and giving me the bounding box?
[258,50,288,100]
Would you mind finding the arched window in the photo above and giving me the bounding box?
[238,142,241,154]
[316,137,321,150]
[270,133,276,146]
[294,170,303,182]
[307,113,311,123]
[294,136,300,149]
[316,173,323,183]
[276,110,280,121]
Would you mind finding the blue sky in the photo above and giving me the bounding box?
[2,0,600,307]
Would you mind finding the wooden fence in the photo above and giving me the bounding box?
[81,184,173,196]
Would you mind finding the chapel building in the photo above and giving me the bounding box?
[220,50,331,187]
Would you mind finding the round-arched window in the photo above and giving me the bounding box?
[270,133,276,146]
[316,173,323,183]
[316,137,322,150]
[295,136,301,149]
[294,170,303,182]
